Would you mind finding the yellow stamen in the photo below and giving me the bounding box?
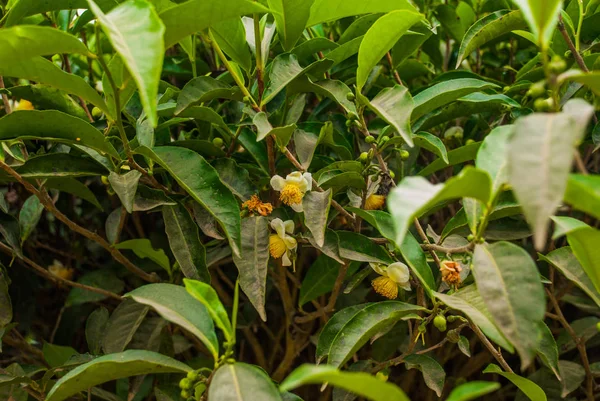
[49,265,74,281]
[371,276,398,299]
[269,234,287,259]
[279,183,303,206]
[365,194,386,210]
[242,195,273,216]
[15,100,34,111]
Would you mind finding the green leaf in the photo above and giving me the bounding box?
[160,0,270,49]
[472,242,545,369]
[511,0,561,48]
[162,203,209,282]
[232,216,270,321]
[207,362,282,401]
[253,112,297,148]
[0,212,23,258]
[337,231,393,264]
[102,299,150,354]
[475,125,513,194]
[213,159,255,202]
[564,174,600,220]
[456,11,527,68]
[299,255,346,307]
[0,26,90,65]
[43,343,79,368]
[66,270,125,306]
[388,167,492,247]
[269,0,315,51]
[412,78,499,121]
[3,153,106,179]
[211,18,253,73]
[44,177,102,210]
[418,141,481,176]
[302,189,331,247]
[175,76,241,115]
[86,307,109,355]
[89,0,165,127]
[435,286,514,352]
[125,284,219,361]
[45,350,191,401]
[398,232,436,298]
[115,239,170,273]
[0,110,119,158]
[413,132,448,163]
[507,100,594,250]
[483,364,547,401]
[108,171,142,214]
[403,354,445,397]
[4,0,118,26]
[317,301,423,367]
[18,195,43,243]
[345,208,395,243]
[136,146,241,256]
[0,268,12,327]
[282,365,409,401]
[435,5,465,42]
[446,381,500,401]
[356,10,422,91]
[307,0,417,26]
[184,279,233,342]
[563,225,600,293]
[289,78,357,115]
[539,247,600,308]
[536,322,560,380]
[361,85,414,147]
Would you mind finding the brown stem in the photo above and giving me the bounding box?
[558,16,589,73]
[421,242,474,254]
[470,322,514,373]
[546,288,595,401]
[295,262,349,323]
[0,76,11,113]
[386,52,403,85]
[0,160,158,283]
[0,242,123,301]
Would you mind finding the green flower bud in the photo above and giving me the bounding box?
[187,370,199,381]
[92,107,102,119]
[564,50,572,58]
[346,119,353,127]
[242,95,251,103]
[359,152,369,162]
[465,139,475,146]
[597,322,600,332]
[467,234,474,242]
[212,137,224,147]
[376,370,389,382]
[549,55,567,73]
[346,92,355,101]
[347,111,359,121]
[194,383,207,400]
[365,135,375,144]
[179,378,193,390]
[526,81,546,98]
[101,176,109,186]
[433,315,447,332]
[389,170,395,179]
[534,97,550,112]
[400,150,410,161]
[444,126,463,140]
[180,389,191,399]
[380,136,390,144]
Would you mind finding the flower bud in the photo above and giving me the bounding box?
[346,92,355,101]
[400,150,410,161]
[179,378,193,390]
[365,135,375,144]
[187,370,199,381]
[467,234,474,242]
[92,107,102,119]
[380,136,390,144]
[526,81,545,98]
[389,170,395,179]
[433,315,447,332]
[212,137,224,147]
[359,152,369,162]
[180,390,191,399]
[347,111,358,121]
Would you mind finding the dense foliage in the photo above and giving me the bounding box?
[1,0,600,400]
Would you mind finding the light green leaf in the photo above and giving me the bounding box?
[307,0,417,26]
[435,5,465,42]
[175,76,241,115]
[18,195,43,243]
[539,247,600,308]
[412,78,499,121]
[302,189,331,247]
[483,364,547,401]
[356,10,422,91]
[125,284,219,361]
[456,11,527,68]
[435,286,514,352]
[211,18,253,73]
[46,350,191,401]
[0,110,119,158]
[562,225,600,293]
[476,125,513,194]
[536,322,560,380]
[252,112,297,148]
[108,171,142,214]
[89,0,165,127]
[289,77,357,115]
[388,167,492,247]
[207,363,282,401]
[507,100,594,250]
[0,26,90,65]
[115,239,170,273]
[232,216,270,321]
[398,232,436,298]
[162,203,209,282]
[413,132,448,163]
[136,146,241,257]
[564,174,600,220]
[361,85,414,146]
[4,0,118,27]
[403,354,445,397]
[161,0,270,49]
[446,381,500,401]
[269,0,315,51]
[280,364,410,401]
[511,0,562,48]
[102,299,149,354]
[184,279,233,341]
[472,242,545,369]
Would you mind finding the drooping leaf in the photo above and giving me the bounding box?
[136,146,241,256]
[115,239,171,273]
[302,189,331,247]
[207,363,282,401]
[417,141,481,176]
[232,216,270,321]
[125,284,219,360]
[162,203,209,282]
[280,364,410,401]
[475,125,513,194]
[175,76,241,115]
[398,232,436,298]
[45,350,191,401]
[86,307,110,355]
[356,10,422,91]
[88,0,165,127]
[18,195,43,243]
[4,0,118,26]
[472,242,545,369]
[102,299,150,354]
[361,85,414,146]
[511,0,562,48]
[446,381,500,401]
[211,18,253,73]
[507,100,594,250]
[403,354,445,397]
[483,364,547,401]
[184,279,233,342]
[388,167,492,247]
[66,270,125,306]
[43,343,79,368]
[536,322,560,380]
[108,171,142,214]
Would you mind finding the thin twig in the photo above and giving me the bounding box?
[295,263,349,323]
[558,16,589,73]
[421,242,474,254]
[0,76,11,113]
[470,322,514,373]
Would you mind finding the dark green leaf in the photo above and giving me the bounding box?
[115,239,171,273]
[207,362,282,401]
[302,189,331,247]
[108,171,142,214]
[18,195,43,242]
[102,299,150,354]
[403,354,445,397]
[86,307,109,355]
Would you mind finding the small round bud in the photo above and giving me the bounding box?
[467,234,475,242]
[465,139,475,146]
[447,329,460,343]
[597,322,600,332]
[447,315,458,323]
[359,152,369,162]
[400,150,410,161]
[534,97,550,112]
[179,378,193,390]
[477,237,485,244]
[526,81,546,98]
[380,136,390,144]
[346,120,353,128]
[187,370,199,381]
[365,135,375,144]
[549,56,567,74]
[180,390,191,399]
[242,95,250,103]
[347,111,358,121]
[389,170,395,179]
[444,127,463,140]
[101,176,109,186]
[433,315,447,332]
[418,323,427,333]
[92,107,102,119]
[376,370,389,382]
[212,137,224,147]
[564,50,572,58]
[346,92,355,101]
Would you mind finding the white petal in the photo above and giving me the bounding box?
[282,252,292,266]
[270,218,287,238]
[283,236,297,251]
[302,172,313,191]
[283,220,295,234]
[370,262,386,276]
[270,175,286,191]
[286,171,304,184]
[399,281,412,291]
[387,262,410,284]
[291,202,303,212]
